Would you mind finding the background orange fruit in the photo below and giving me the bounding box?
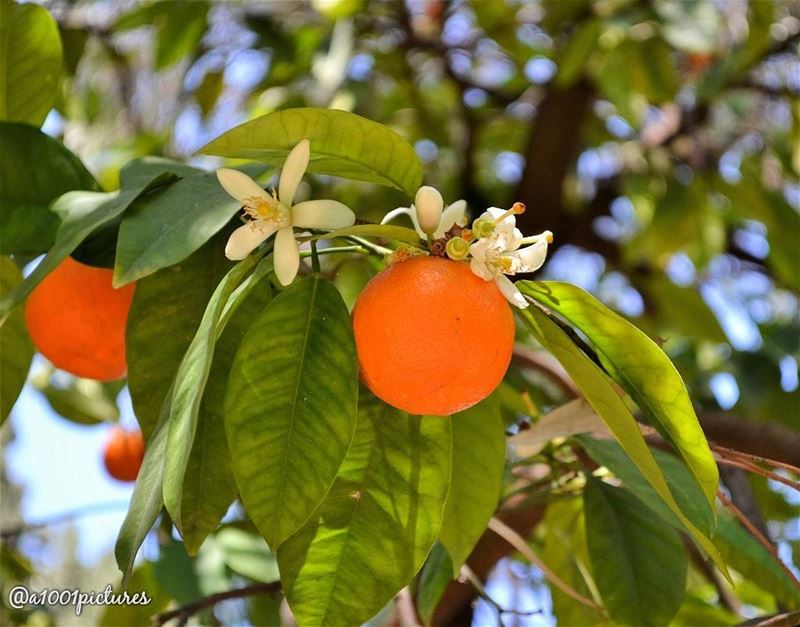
[352,255,516,415]
[25,256,135,381]
[102,427,145,482]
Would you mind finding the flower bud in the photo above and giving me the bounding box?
[446,236,470,260]
[414,186,444,235]
[472,217,495,238]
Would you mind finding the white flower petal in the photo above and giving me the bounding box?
[470,257,495,281]
[217,168,269,203]
[291,199,355,230]
[513,240,548,273]
[225,221,276,260]
[495,274,528,309]
[414,186,444,234]
[279,139,310,207]
[274,226,301,286]
[381,206,413,225]
[440,200,467,228]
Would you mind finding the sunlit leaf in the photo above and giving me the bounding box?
[277,391,451,626]
[0,257,33,423]
[200,108,424,196]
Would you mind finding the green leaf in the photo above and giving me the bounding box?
[196,70,224,118]
[0,257,33,423]
[277,391,452,626]
[0,0,62,126]
[542,498,605,626]
[98,563,170,626]
[114,169,261,287]
[415,543,454,627]
[200,108,424,196]
[162,254,268,533]
[225,275,359,549]
[33,376,120,425]
[584,478,688,626]
[517,304,728,578]
[308,223,422,245]
[216,527,280,583]
[554,18,602,87]
[0,122,98,254]
[0,169,177,322]
[439,397,505,574]
[153,537,203,604]
[115,394,170,584]
[577,435,715,538]
[716,513,800,609]
[519,281,719,513]
[180,266,273,554]
[126,235,233,439]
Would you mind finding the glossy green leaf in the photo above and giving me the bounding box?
[0,0,62,126]
[114,168,263,287]
[180,268,273,554]
[277,391,452,626]
[0,123,98,254]
[126,235,233,438]
[542,498,604,626]
[519,281,719,513]
[716,513,800,609]
[308,223,422,245]
[200,108,424,196]
[584,478,688,626]
[518,305,728,578]
[216,527,280,583]
[225,275,358,548]
[0,257,33,423]
[577,436,715,538]
[0,168,177,322]
[162,254,268,532]
[439,397,505,574]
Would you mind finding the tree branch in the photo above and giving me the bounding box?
[151,582,281,627]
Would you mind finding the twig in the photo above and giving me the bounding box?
[460,565,542,620]
[512,345,579,399]
[712,444,800,478]
[714,456,800,493]
[0,501,131,540]
[151,582,281,627]
[487,516,601,611]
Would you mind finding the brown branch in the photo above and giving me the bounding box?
[151,582,281,627]
[738,610,800,627]
[700,413,800,468]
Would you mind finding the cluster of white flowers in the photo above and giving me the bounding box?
[383,187,552,309]
[216,141,550,306]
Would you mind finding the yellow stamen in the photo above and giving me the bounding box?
[492,202,526,225]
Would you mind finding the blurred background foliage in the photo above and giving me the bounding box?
[1,0,799,625]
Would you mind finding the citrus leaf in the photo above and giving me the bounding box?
[216,527,279,584]
[113,168,265,287]
[519,281,719,514]
[584,478,688,626]
[0,257,33,423]
[518,305,729,579]
[0,169,177,322]
[308,223,422,245]
[439,397,505,574]
[0,0,62,126]
[126,235,233,439]
[225,275,359,549]
[199,108,423,196]
[0,123,98,254]
[277,391,452,626]
[162,254,269,531]
[415,543,454,627]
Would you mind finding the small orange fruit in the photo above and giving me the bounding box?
[103,427,145,482]
[25,256,135,381]
[352,255,515,415]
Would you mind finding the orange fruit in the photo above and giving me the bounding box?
[102,427,145,482]
[25,256,135,381]
[352,255,515,415]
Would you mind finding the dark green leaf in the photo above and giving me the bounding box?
[153,537,203,604]
[415,543,454,627]
[98,563,170,626]
[200,108,424,197]
[277,391,451,626]
[0,1,62,126]
[0,122,98,254]
[225,275,359,548]
[439,397,505,574]
[584,478,687,626]
[0,257,33,423]
[519,281,719,512]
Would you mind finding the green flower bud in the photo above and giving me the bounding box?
[472,217,495,238]
[446,236,470,261]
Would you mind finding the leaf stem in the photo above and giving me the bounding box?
[310,240,321,274]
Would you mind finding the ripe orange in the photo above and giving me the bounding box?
[352,255,515,416]
[25,256,135,381]
[102,427,145,482]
